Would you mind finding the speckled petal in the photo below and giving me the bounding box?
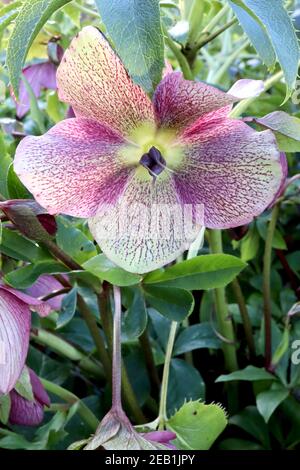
[57,26,154,135]
[0,289,30,394]
[174,115,285,228]
[9,390,45,426]
[153,72,263,131]
[89,172,202,274]
[14,118,132,218]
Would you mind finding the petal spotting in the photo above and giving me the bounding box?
[56,26,154,136]
[175,115,285,228]
[14,118,132,218]
[89,172,202,274]
[153,72,264,131]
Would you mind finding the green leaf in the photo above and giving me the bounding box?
[4,260,68,289]
[7,0,72,97]
[0,227,47,262]
[228,0,276,68]
[167,359,205,415]
[240,226,260,262]
[0,150,12,199]
[143,285,194,321]
[7,163,31,199]
[256,387,289,423]
[122,287,147,339]
[216,365,276,383]
[271,324,290,367]
[94,0,164,93]
[230,406,271,448]
[253,112,300,152]
[14,366,34,401]
[144,254,246,290]
[167,400,227,450]
[173,323,221,355]
[56,286,77,329]
[83,254,142,287]
[0,1,22,35]
[0,395,11,425]
[230,0,300,97]
[56,218,97,265]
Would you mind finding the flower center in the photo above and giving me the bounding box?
[139,146,166,178]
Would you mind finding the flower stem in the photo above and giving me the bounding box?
[98,285,146,423]
[231,277,256,358]
[162,23,193,80]
[195,18,238,50]
[229,70,284,118]
[158,321,178,429]
[209,229,238,372]
[112,285,122,411]
[73,1,100,18]
[187,0,206,46]
[31,328,104,378]
[202,3,230,35]
[40,378,99,431]
[263,204,280,370]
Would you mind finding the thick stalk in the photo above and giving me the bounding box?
[158,321,178,429]
[112,286,122,411]
[263,204,280,370]
[231,277,256,358]
[209,229,238,372]
[41,378,98,431]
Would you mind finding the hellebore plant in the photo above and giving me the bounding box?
[14,26,286,274]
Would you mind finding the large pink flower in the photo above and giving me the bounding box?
[14,26,286,273]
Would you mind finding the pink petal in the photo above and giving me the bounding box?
[57,26,154,136]
[25,275,66,311]
[9,390,45,426]
[174,115,286,228]
[0,289,30,394]
[227,79,264,100]
[0,285,51,317]
[14,118,132,218]
[15,62,57,119]
[28,368,50,407]
[153,72,263,131]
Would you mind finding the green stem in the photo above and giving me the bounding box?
[73,1,100,18]
[209,40,249,84]
[40,378,99,431]
[77,295,111,379]
[112,286,122,411]
[187,0,206,46]
[98,286,146,424]
[263,204,280,370]
[231,277,256,358]
[195,18,238,49]
[139,329,161,395]
[42,239,82,271]
[209,229,238,372]
[229,70,284,118]
[162,23,193,80]
[31,328,104,378]
[202,3,230,34]
[158,321,178,429]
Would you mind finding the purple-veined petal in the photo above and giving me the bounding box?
[0,289,30,394]
[9,390,44,426]
[15,62,57,119]
[89,171,202,274]
[28,368,50,407]
[153,72,263,131]
[268,152,288,207]
[25,275,66,311]
[0,285,51,317]
[174,116,286,228]
[14,118,132,218]
[57,26,154,136]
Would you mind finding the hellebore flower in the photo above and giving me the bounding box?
[13,43,63,119]
[14,26,287,274]
[9,368,50,426]
[0,282,51,394]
